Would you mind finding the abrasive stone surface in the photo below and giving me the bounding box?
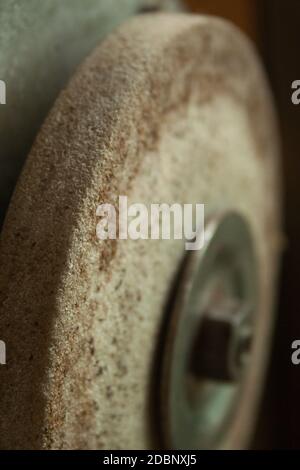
[0,0,179,226]
[0,14,281,449]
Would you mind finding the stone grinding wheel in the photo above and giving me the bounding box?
[0,0,179,226]
[0,14,281,449]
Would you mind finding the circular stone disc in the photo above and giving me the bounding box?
[0,13,281,449]
[0,0,179,226]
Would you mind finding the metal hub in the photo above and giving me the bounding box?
[161,211,258,449]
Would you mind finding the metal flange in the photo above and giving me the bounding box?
[161,211,258,449]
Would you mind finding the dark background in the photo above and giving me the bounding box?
[186,0,300,449]
[257,0,300,450]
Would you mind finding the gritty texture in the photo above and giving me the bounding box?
[0,0,180,226]
[0,14,281,449]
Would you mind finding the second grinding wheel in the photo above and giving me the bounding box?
[0,13,281,449]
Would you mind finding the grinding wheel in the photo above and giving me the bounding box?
[0,13,281,449]
[0,0,179,226]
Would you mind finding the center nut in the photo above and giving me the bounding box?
[160,211,258,449]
